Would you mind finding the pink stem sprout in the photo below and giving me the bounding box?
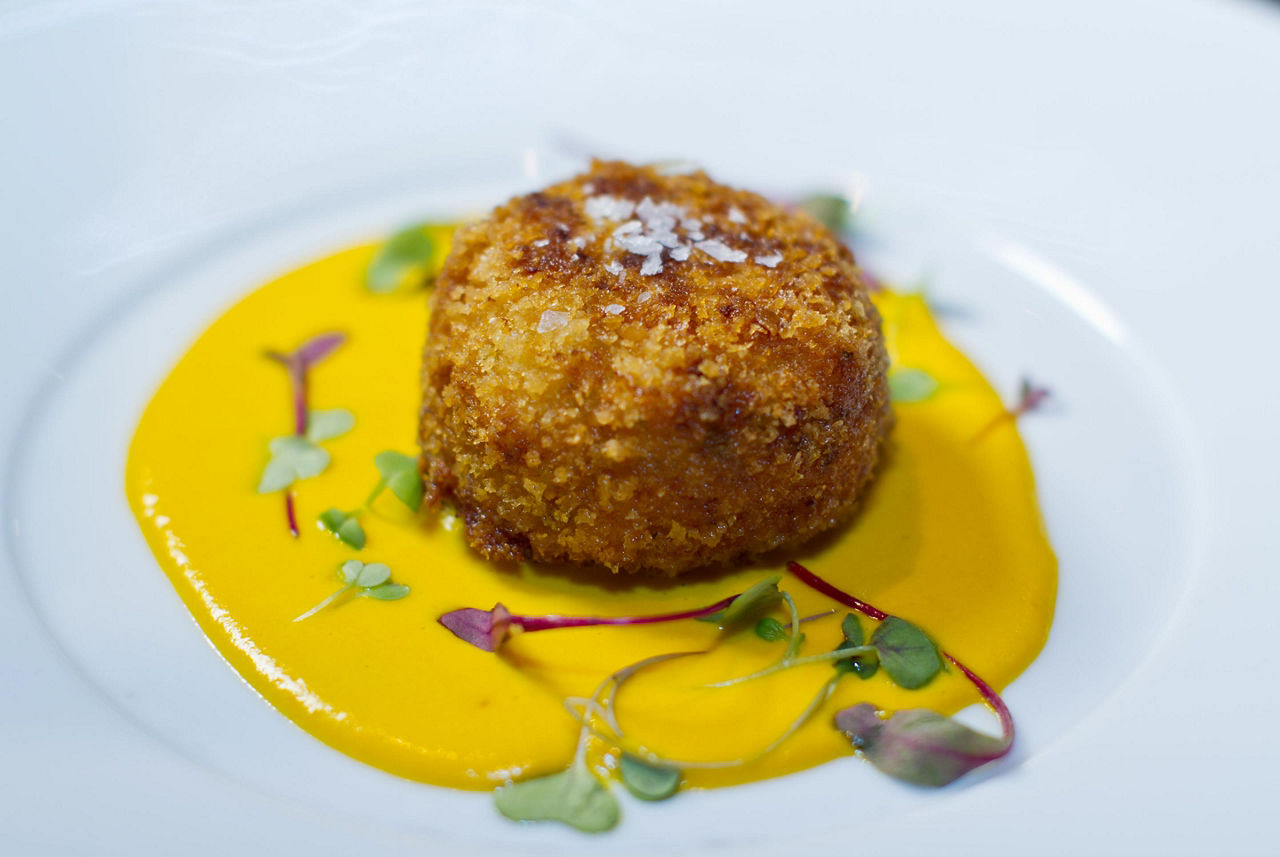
[786,560,1013,745]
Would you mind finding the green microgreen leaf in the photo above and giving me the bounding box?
[798,193,854,234]
[754,616,787,641]
[257,436,330,493]
[888,368,939,404]
[355,562,391,588]
[833,613,879,678]
[841,613,864,646]
[715,574,782,629]
[367,224,439,294]
[339,558,365,584]
[363,582,410,601]
[619,754,681,801]
[871,616,942,690]
[295,560,408,622]
[836,703,1012,787]
[318,508,366,549]
[494,766,620,833]
[305,408,355,442]
[373,450,423,511]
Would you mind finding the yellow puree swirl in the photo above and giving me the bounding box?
[125,236,1057,791]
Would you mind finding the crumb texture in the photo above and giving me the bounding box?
[420,161,891,574]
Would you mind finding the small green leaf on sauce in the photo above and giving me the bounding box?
[318,508,366,549]
[363,582,410,601]
[294,560,409,622]
[305,408,355,442]
[367,224,439,294]
[494,767,620,833]
[715,574,783,629]
[619,754,681,801]
[754,616,787,641]
[888,368,939,404]
[257,436,330,493]
[373,450,423,511]
[871,616,942,689]
[834,613,879,679]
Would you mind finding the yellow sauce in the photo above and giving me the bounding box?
[125,237,1056,791]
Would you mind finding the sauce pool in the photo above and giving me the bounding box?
[126,236,1056,791]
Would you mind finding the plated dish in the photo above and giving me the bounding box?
[124,161,1056,832]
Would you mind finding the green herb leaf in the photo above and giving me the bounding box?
[373,450,423,511]
[834,613,880,679]
[836,703,1011,787]
[339,559,365,584]
[619,754,681,801]
[888,368,939,404]
[355,562,391,587]
[257,436,330,493]
[871,616,942,689]
[305,408,355,442]
[363,582,411,601]
[367,224,438,294]
[754,616,787,641]
[716,574,782,628]
[494,768,620,833]
[318,508,366,549]
[798,193,853,234]
[841,613,864,646]
[295,560,408,621]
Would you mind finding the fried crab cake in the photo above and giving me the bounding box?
[420,161,891,574]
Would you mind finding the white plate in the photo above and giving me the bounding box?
[2,2,1278,854]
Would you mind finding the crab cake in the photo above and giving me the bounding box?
[420,161,891,574]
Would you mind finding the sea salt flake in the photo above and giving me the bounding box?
[604,304,625,315]
[670,244,691,261]
[584,195,635,222]
[605,261,624,276]
[755,252,783,268]
[537,310,570,333]
[638,291,652,304]
[532,238,550,247]
[616,233,663,256]
[640,253,663,276]
[695,239,748,263]
[728,206,747,224]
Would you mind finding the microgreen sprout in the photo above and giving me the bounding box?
[972,376,1052,444]
[293,559,409,622]
[367,222,448,294]
[786,560,1015,786]
[797,193,854,235]
[888,367,939,404]
[258,332,350,537]
[439,575,781,652]
[494,713,620,833]
[754,616,787,641]
[317,450,423,549]
[257,410,354,493]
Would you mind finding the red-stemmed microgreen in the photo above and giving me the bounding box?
[292,559,409,623]
[317,450,423,550]
[367,223,444,294]
[265,333,345,435]
[786,560,1014,786]
[258,332,351,535]
[439,575,781,653]
[972,376,1052,444]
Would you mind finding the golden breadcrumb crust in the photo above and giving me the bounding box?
[420,161,890,574]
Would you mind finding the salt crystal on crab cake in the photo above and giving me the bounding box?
[419,161,891,574]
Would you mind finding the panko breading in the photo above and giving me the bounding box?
[420,161,891,574]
